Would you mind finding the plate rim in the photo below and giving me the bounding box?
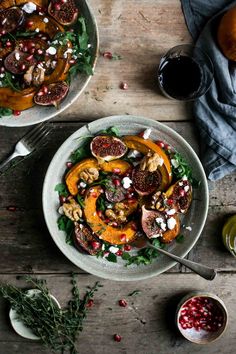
[0,0,99,127]
[42,115,209,281]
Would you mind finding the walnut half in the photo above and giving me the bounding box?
[80,168,99,184]
[140,151,164,172]
[63,199,82,222]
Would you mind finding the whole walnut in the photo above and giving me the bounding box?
[80,168,99,184]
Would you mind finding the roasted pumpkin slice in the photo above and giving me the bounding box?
[65,158,99,196]
[165,178,192,214]
[44,41,73,83]
[65,158,131,196]
[161,214,180,243]
[0,87,36,110]
[84,186,138,245]
[26,14,64,38]
[122,135,172,190]
[1,0,48,9]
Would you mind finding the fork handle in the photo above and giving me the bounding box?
[0,151,20,172]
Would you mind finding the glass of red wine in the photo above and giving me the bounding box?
[158,44,214,100]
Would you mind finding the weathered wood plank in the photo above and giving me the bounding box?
[51,0,192,122]
[0,273,235,354]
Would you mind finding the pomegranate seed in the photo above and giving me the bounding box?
[91,192,97,198]
[179,189,185,197]
[26,20,34,28]
[42,85,48,94]
[20,64,26,71]
[124,244,132,251]
[23,46,28,52]
[0,67,5,73]
[120,82,128,90]
[113,168,121,174]
[69,59,76,65]
[104,218,111,223]
[116,250,123,256]
[26,54,34,61]
[37,91,44,97]
[102,143,110,148]
[138,131,144,138]
[114,334,122,342]
[111,221,118,227]
[66,161,73,168]
[156,140,165,148]
[86,299,94,308]
[29,48,36,54]
[130,222,137,231]
[119,299,127,307]
[103,51,113,59]
[167,198,174,205]
[113,179,120,186]
[6,41,11,47]
[54,3,61,10]
[59,196,66,204]
[97,210,103,218]
[13,110,21,116]
[91,241,101,250]
[120,234,126,242]
[7,206,17,211]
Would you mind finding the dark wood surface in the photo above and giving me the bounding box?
[0,0,235,353]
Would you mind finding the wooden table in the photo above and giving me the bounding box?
[0,1,236,353]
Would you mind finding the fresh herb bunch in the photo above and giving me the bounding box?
[171,152,200,187]
[0,107,13,118]
[0,275,101,354]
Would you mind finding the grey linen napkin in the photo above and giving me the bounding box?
[181,0,236,180]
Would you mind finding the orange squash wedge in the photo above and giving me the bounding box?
[83,186,138,245]
[0,87,36,110]
[26,14,64,38]
[65,158,131,196]
[122,135,172,190]
[162,214,180,243]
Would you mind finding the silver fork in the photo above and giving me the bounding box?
[0,123,52,172]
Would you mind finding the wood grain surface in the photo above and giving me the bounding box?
[0,0,235,353]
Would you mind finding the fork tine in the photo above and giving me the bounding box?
[30,127,52,147]
[22,122,47,143]
[25,124,52,147]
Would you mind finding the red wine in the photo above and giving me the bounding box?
[158,56,202,100]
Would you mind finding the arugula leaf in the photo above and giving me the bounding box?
[57,216,74,244]
[97,195,106,211]
[1,72,21,92]
[171,152,200,187]
[78,17,89,50]
[98,126,120,137]
[106,253,117,263]
[0,107,13,118]
[125,247,159,266]
[70,137,92,163]
[54,183,69,197]
[76,194,85,209]
[121,252,131,261]
[176,234,185,243]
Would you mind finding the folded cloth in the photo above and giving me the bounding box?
[181,0,236,180]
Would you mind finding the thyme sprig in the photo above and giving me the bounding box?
[0,275,101,354]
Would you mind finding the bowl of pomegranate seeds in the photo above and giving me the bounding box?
[176,292,228,344]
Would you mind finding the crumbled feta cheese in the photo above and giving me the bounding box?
[43,17,49,23]
[142,128,152,139]
[155,217,166,231]
[35,28,40,33]
[102,244,105,251]
[180,209,185,213]
[52,40,59,45]
[109,246,119,254]
[15,52,20,61]
[182,176,188,181]
[156,156,164,166]
[79,224,84,229]
[87,43,91,48]
[166,209,176,216]
[0,73,5,78]
[186,226,192,231]
[22,2,37,13]
[106,204,113,209]
[58,206,64,215]
[171,158,179,169]
[127,149,142,159]
[2,18,7,25]
[184,185,189,192]
[121,177,132,189]
[151,233,162,238]
[179,181,183,186]
[79,181,87,188]
[46,46,57,55]
[167,217,176,230]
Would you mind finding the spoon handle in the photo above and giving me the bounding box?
[148,244,217,281]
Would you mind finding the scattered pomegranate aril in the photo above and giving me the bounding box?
[120,233,126,242]
[114,334,122,342]
[26,20,34,28]
[113,168,121,174]
[120,82,128,90]
[119,299,128,307]
[116,250,123,256]
[97,210,103,218]
[124,244,132,251]
[66,161,73,168]
[13,110,21,116]
[26,54,34,61]
[86,299,94,308]
[59,196,66,204]
[6,41,11,48]
[156,140,165,148]
[20,64,26,71]
[54,3,61,10]
[103,51,113,59]
[113,179,120,186]
[91,192,97,198]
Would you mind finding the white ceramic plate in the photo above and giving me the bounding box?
[42,115,209,281]
[0,0,99,127]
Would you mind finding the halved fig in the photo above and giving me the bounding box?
[74,223,101,255]
[48,0,79,26]
[165,178,192,214]
[4,50,36,74]
[141,206,166,238]
[91,135,128,162]
[0,7,24,34]
[105,177,126,202]
[34,81,69,107]
[132,167,162,196]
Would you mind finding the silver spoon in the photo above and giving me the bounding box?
[147,242,217,281]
